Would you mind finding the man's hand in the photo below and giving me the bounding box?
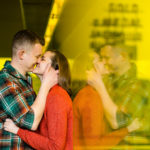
[4,119,19,134]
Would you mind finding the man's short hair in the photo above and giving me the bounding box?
[12,29,45,56]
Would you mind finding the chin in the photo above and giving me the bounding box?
[33,70,39,74]
[33,69,44,75]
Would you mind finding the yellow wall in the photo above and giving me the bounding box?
[53,0,150,79]
[1,0,150,79]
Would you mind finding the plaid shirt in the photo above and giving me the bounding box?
[0,61,36,150]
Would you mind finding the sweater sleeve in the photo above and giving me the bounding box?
[95,128,128,146]
[18,94,69,150]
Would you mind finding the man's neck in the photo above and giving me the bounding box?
[11,59,27,77]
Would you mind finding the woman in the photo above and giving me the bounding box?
[4,50,73,150]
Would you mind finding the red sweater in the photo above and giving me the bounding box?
[17,85,73,150]
[73,85,128,147]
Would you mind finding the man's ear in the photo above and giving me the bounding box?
[17,49,25,60]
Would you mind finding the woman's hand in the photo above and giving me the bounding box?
[4,119,19,134]
[93,53,109,76]
[87,68,103,90]
[87,53,109,89]
[127,118,141,133]
[42,64,59,90]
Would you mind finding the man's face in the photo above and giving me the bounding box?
[33,51,54,75]
[100,46,123,74]
[23,43,43,72]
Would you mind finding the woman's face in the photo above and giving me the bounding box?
[33,51,54,75]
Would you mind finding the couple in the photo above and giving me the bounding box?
[73,46,141,148]
[0,30,73,150]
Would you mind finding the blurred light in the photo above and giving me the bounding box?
[43,0,66,51]
[136,60,150,79]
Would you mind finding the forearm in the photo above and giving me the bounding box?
[18,129,60,150]
[94,80,118,129]
[31,83,50,130]
[31,67,58,130]
[18,110,68,150]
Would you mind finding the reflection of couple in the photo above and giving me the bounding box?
[0,30,73,150]
[73,45,143,148]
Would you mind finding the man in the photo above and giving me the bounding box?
[0,30,58,149]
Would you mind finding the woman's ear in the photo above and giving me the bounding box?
[55,64,59,70]
[17,49,25,60]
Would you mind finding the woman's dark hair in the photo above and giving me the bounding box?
[48,50,72,96]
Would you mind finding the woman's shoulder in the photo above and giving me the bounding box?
[74,85,100,101]
[47,84,72,106]
[50,84,69,96]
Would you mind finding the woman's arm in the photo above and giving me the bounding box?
[4,118,58,150]
[4,94,72,150]
[73,86,140,147]
[30,66,58,130]
[87,68,118,129]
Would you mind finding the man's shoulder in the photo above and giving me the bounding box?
[73,85,100,105]
[0,67,11,78]
[0,69,8,81]
[0,69,15,89]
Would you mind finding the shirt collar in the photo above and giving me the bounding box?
[3,61,31,82]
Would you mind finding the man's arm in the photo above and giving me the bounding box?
[0,80,35,130]
[0,68,58,130]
